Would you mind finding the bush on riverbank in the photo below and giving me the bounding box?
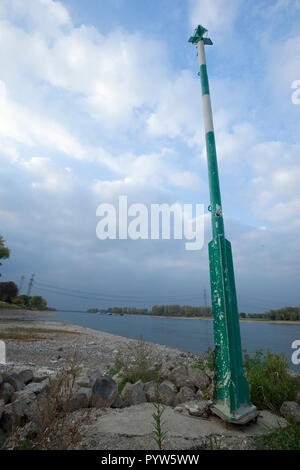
[106,338,163,393]
[244,350,300,412]
[254,418,300,450]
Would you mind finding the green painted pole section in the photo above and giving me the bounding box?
[189,26,257,423]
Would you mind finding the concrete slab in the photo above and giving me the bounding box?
[80,403,287,450]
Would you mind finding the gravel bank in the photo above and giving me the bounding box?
[0,319,189,373]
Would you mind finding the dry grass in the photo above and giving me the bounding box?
[0,327,78,342]
[2,359,92,450]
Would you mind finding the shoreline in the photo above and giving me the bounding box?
[120,313,300,325]
[1,307,300,325]
[0,307,57,320]
[0,319,187,370]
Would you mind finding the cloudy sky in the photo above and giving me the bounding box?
[1,0,300,312]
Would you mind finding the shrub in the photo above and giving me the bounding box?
[192,347,215,372]
[106,338,162,392]
[244,349,300,412]
[254,419,300,450]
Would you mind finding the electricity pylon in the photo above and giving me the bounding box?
[189,25,258,424]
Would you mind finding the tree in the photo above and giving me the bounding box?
[0,235,10,278]
[13,295,30,307]
[0,282,18,302]
[29,296,47,310]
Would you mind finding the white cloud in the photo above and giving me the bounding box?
[0,0,71,36]
[0,5,169,129]
[147,70,201,138]
[93,147,201,201]
[21,156,73,191]
[0,80,86,159]
[248,141,300,225]
[189,0,241,35]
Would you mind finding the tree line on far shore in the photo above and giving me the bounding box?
[87,305,300,321]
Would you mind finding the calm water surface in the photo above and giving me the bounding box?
[41,311,300,371]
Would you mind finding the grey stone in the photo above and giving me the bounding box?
[91,376,118,408]
[196,389,204,400]
[121,380,147,407]
[280,401,300,422]
[0,382,14,404]
[111,395,124,408]
[188,367,210,391]
[67,387,92,412]
[0,398,4,420]
[32,368,55,383]
[17,369,33,385]
[144,381,158,403]
[160,365,171,381]
[1,407,18,433]
[1,391,35,432]
[287,370,300,385]
[205,368,215,380]
[2,373,24,391]
[11,389,36,403]
[0,374,3,386]
[75,376,91,388]
[158,380,177,406]
[0,428,5,447]
[168,366,189,388]
[26,379,49,394]
[176,386,196,404]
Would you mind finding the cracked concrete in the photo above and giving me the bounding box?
[79,403,287,450]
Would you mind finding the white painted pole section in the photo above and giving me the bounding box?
[196,40,206,66]
[196,41,214,134]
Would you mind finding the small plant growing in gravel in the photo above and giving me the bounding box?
[244,349,300,412]
[152,387,168,451]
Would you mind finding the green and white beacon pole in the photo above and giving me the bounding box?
[189,25,258,424]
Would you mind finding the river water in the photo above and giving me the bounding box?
[41,311,300,371]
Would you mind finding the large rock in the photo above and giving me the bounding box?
[287,370,300,385]
[75,376,91,388]
[0,382,14,404]
[158,380,177,406]
[91,376,118,408]
[67,387,92,412]
[121,380,147,407]
[11,389,36,403]
[188,367,210,391]
[175,386,196,404]
[17,369,33,385]
[144,381,158,403]
[0,399,4,420]
[1,391,36,432]
[168,366,188,388]
[111,395,124,408]
[280,401,300,422]
[25,380,49,395]
[32,368,55,383]
[2,373,24,391]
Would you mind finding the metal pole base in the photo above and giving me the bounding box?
[210,402,259,425]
